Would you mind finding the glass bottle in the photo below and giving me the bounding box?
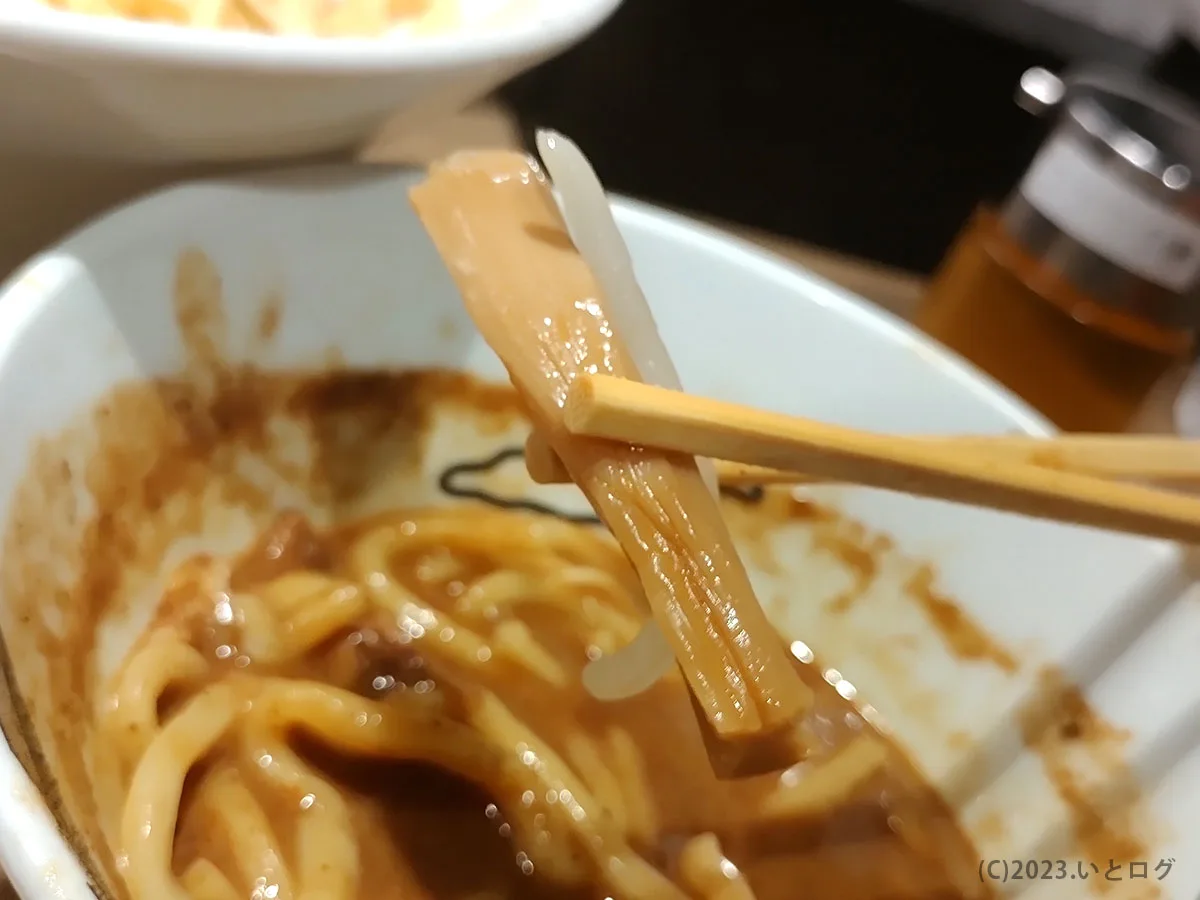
[915,66,1200,433]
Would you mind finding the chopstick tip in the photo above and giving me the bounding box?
[563,373,600,434]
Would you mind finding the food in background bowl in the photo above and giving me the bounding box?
[38,0,493,37]
[0,0,620,162]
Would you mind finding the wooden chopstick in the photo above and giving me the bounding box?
[525,432,814,486]
[916,434,1200,480]
[558,374,1200,544]
[526,430,1200,486]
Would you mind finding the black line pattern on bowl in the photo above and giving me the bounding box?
[437,446,766,522]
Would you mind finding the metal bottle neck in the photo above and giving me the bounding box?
[1005,67,1200,332]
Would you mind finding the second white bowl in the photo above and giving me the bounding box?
[0,0,618,163]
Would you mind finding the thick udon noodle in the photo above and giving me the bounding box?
[94,504,983,900]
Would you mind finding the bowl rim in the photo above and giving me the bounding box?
[0,0,621,71]
[0,161,1057,442]
[607,196,1058,439]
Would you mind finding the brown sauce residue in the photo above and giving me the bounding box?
[1018,669,1153,897]
[1,361,532,899]
[0,250,532,899]
[813,522,891,613]
[903,565,1019,673]
[973,810,1008,845]
[719,481,1155,895]
[0,373,992,898]
[173,249,229,377]
[89,507,994,900]
[255,290,283,343]
[733,489,1017,676]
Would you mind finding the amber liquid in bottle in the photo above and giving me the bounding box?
[915,207,1195,433]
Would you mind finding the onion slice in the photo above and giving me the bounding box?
[535,129,721,700]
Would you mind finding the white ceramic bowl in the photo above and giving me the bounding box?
[0,0,617,162]
[0,166,1197,899]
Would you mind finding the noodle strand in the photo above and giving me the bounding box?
[121,684,239,900]
[99,508,773,900]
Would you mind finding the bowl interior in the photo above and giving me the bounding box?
[0,165,1196,899]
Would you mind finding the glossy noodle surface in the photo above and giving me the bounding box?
[95,506,990,900]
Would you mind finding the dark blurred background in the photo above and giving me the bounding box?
[500,0,1155,274]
